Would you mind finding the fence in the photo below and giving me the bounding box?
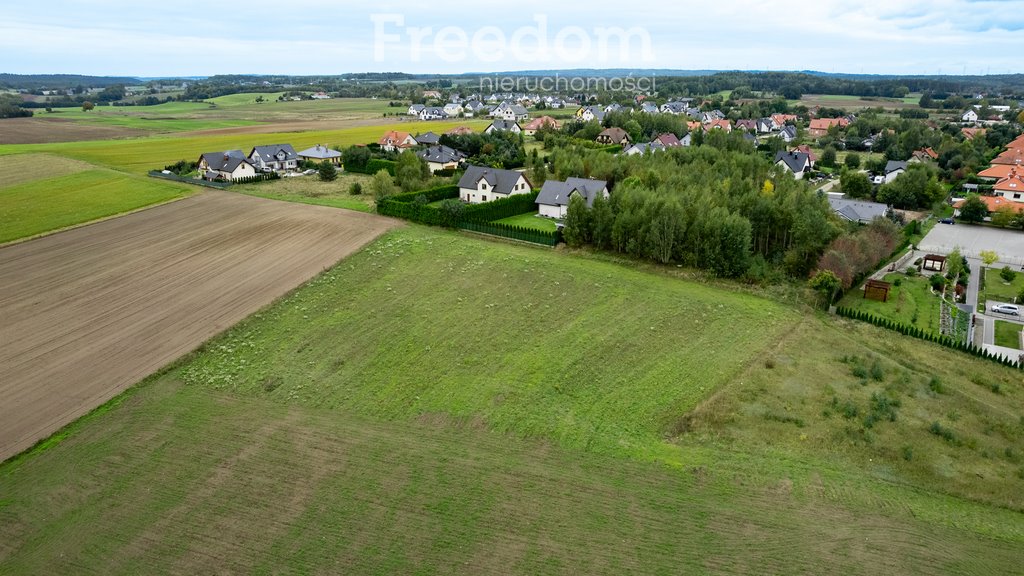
[457,220,559,246]
[147,171,231,189]
[835,306,1020,368]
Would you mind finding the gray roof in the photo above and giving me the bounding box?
[828,197,889,224]
[250,144,297,162]
[200,149,250,172]
[536,177,608,208]
[779,125,797,139]
[509,104,529,115]
[487,119,521,132]
[885,160,908,174]
[417,145,466,164]
[625,142,665,155]
[774,151,810,173]
[458,165,531,195]
[415,131,441,145]
[297,145,341,159]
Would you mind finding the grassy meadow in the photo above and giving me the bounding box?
[40,96,409,134]
[0,153,190,243]
[493,212,559,231]
[1,226,1022,574]
[232,171,376,213]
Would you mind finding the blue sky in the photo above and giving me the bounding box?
[2,0,1022,76]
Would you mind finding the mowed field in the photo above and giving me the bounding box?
[795,94,921,110]
[0,153,190,243]
[6,97,413,142]
[0,190,398,460]
[1,226,1022,574]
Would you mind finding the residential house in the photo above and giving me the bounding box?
[952,194,1020,217]
[808,117,850,137]
[777,125,797,143]
[422,90,442,100]
[828,197,889,224]
[660,101,690,115]
[248,144,299,172]
[992,148,1024,166]
[961,127,986,140]
[415,132,441,146]
[884,160,908,183]
[523,116,560,136]
[417,145,467,173]
[408,103,426,116]
[654,133,682,147]
[774,151,812,179]
[442,103,464,117]
[596,127,631,146]
[445,126,475,136]
[579,106,606,123]
[993,171,1024,201]
[197,150,257,181]
[536,177,609,219]
[704,119,732,132]
[623,142,665,156]
[457,165,532,204]
[311,91,331,100]
[378,130,418,152]
[641,102,661,114]
[792,145,818,165]
[680,133,692,147]
[463,100,485,116]
[910,147,938,163]
[961,109,979,123]
[485,119,522,134]
[771,113,798,129]
[755,118,774,133]
[735,119,757,132]
[978,164,1018,180]
[419,107,448,121]
[297,144,342,165]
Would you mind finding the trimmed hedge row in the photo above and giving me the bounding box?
[346,159,397,176]
[231,173,281,184]
[377,185,559,246]
[462,191,541,222]
[458,220,559,246]
[147,171,231,189]
[835,306,1020,369]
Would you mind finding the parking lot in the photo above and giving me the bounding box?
[918,223,1024,265]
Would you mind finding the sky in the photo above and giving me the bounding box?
[2,0,1023,77]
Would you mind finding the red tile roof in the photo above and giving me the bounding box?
[993,171,1024,193]
[953,195,1022,212]
[979,165,1017,180]
[523,116,560,131]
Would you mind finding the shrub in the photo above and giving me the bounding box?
[928,421,958,444]
[928,376,944,394]
[1000,266,1016,283]
[350,182,363,195]
[869,360,885,381]
[905,266,918,277]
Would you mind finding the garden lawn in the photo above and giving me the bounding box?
[994,320,1022,349]
[982,267,1024,304]
[230,171,375,213]
[493,212,559,232]
[0,167,189,243]
[839,272,942,335]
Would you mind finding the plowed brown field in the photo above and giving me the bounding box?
[0,190,397,460]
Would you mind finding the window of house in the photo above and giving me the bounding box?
[482,195,488,202]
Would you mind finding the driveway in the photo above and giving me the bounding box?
[918,224,1024,265]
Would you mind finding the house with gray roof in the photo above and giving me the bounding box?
[623,142,666,156]
[417,145,467,173]
[297,144,342,165]
[408,103,426,116]
[415,132,441,146]
[419,107,448,121]
[884,160,908,183]
[457,165,532,204]
[828,197,890,224]
[484,119,522,134]
[777,125,797,143]
[536,177,609,219]
[774,151,812,179]
[248,144,299,172]
[197,150,257,181]
[641,102,661,114]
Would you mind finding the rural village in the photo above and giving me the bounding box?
[1,11,1024,572]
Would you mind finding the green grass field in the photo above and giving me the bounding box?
[981,267,1024,304]
[839,272,942,335]
[0,155,189,243]
[231,171,376,213]
[1,226,1022,574]
[994,320,1022,349]
[43,96,408,134]
[494,212,558,232]
[0,119,489,175]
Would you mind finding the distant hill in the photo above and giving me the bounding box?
[0,74,142,89]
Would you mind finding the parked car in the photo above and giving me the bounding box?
[991,304,1020,315]
[938,218,955,224]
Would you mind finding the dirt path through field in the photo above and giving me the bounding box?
[0,191,398,460]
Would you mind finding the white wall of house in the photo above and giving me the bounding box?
[538,203,566,219]
[459,175,530,204]
[776,160,805,180]
[228,162,258,180]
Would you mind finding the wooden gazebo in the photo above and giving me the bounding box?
[923,254,946,272]
[864,279,891,302]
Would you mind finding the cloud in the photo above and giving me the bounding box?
[1,0,1022,75]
